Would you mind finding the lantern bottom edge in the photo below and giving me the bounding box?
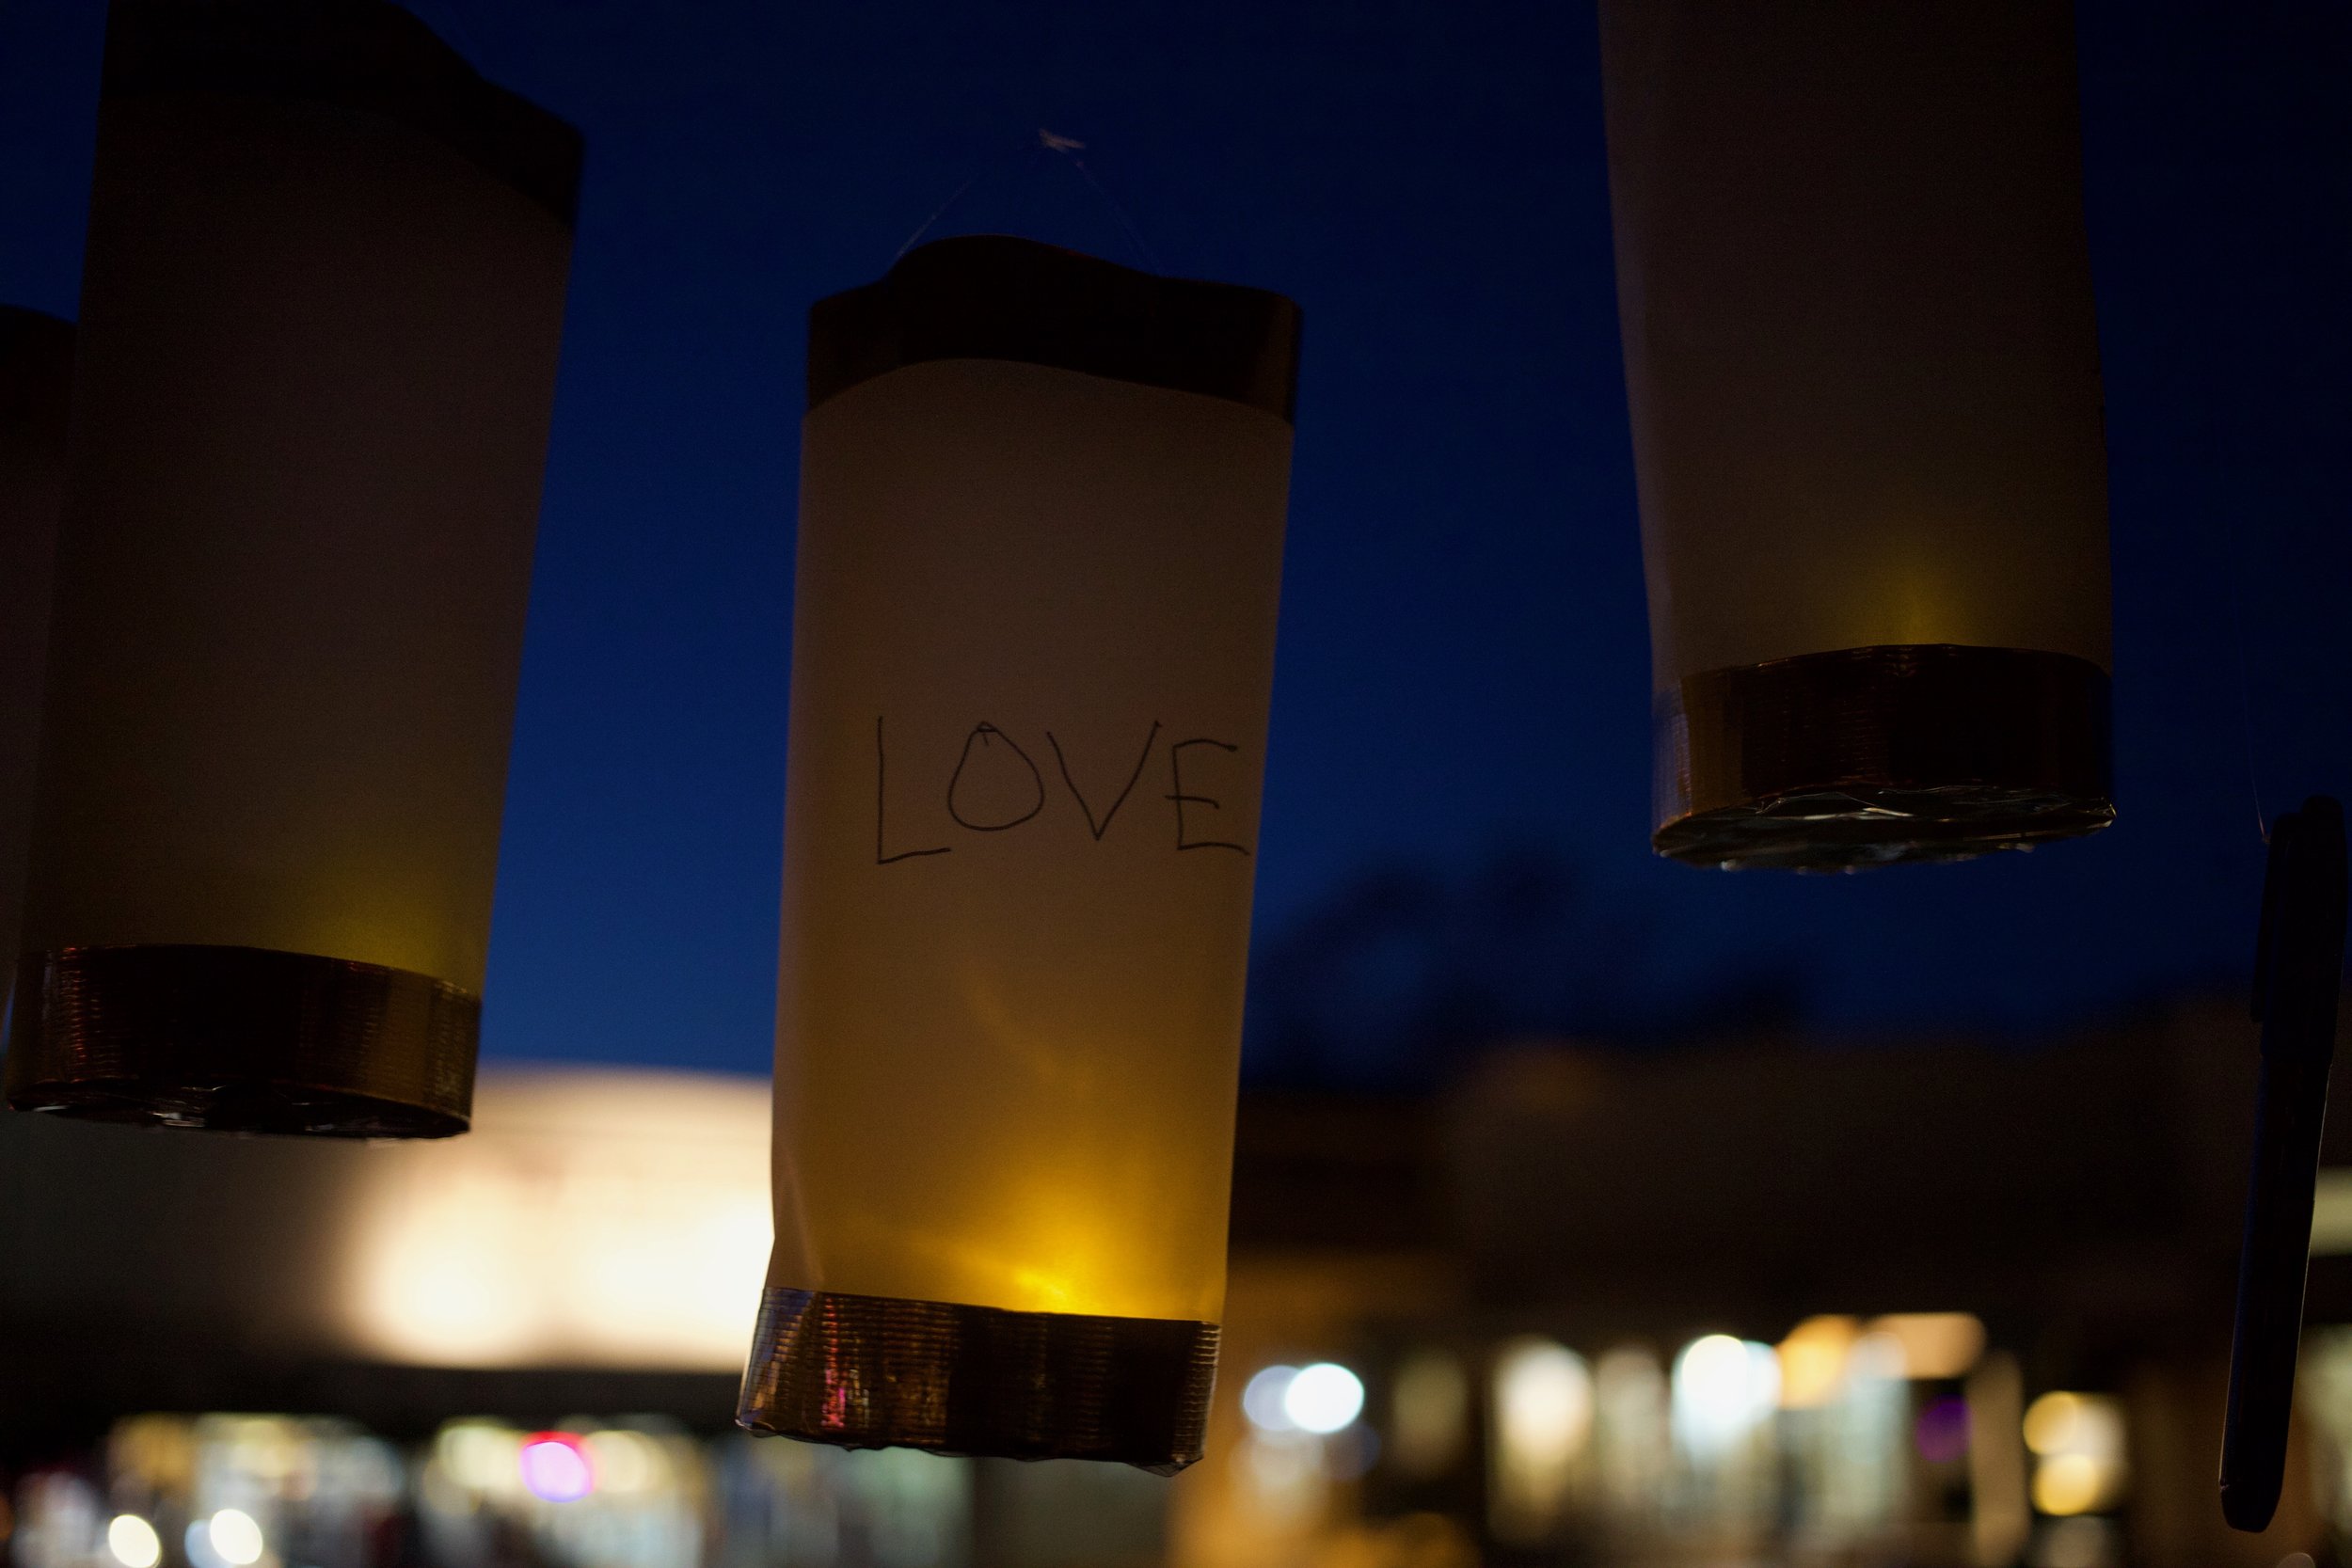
[5,942,476,1137]
[1654,642,2114,872]
[736,1285,1219,1474]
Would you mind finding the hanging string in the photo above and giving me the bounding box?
[1043,132,1164,272]
[891,135,1028,262]
[893,129,1161,271]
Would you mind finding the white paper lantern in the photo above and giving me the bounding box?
[738,237,1298,1470]
[5,0,579,1135]
[0,310,71,1028]
[1600,0,2113,869]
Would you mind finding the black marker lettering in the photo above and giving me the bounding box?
[875,716,951,865]
[1168,737,1250,855]
[1047,721,1162,841]
[946,722,1045,832]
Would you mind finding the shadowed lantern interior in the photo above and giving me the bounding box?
[1599,0,2115,870]
[3,0,580,1135]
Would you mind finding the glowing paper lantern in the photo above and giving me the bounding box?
[1600,1,2113,869]
[0,310,70,1027]
[4,0,579,1134]
[738,236,1298,1471]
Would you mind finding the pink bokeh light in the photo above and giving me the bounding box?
[519,1433,595,1502]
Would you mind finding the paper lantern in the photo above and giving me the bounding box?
[738,237,1298,1471]
[0,310,71,1027]
[4,0,580,1135]
[1600,0,2114,869]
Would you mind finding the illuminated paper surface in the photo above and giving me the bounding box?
[771,356,1292,1323]
[1602,0,2110,689]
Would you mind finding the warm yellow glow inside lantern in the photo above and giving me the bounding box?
[738,237,1298,1471]
[3,0,578,1134]
[0,310,71,1028]
[1599,0,2114,869]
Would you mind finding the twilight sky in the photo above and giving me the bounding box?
[2,0,2347,1077]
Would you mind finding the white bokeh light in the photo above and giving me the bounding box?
[1490,1337,1595,1544]
[206,1509,264,1568]
[1243,1364,1300,1432]
[106,1515,162,1568]
[1672,1335,1780,1457]
[1283,1362,1366,1434]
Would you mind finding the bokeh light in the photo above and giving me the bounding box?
[1284,1363,1366,1434]
[206,1509,264,1567]
[437,1420,522,1493]
[105,1514,161,1568]
[2025,1391,2122,1459]
[2023,1391,2126,1516]
[582,1428,665,1492]
[1594,1346,1672,1513]
[1494,1338,1594,1469]
[1865,1313,1985,1380]
[1672,1335,1780,1455]
[1389,1351,1471,1478]
[1490,1337,1594,1544]
[1915,1395,1971,1465]
[2033,1452,2105,1516]
[518,1432,596,1502]
[1775,1315,1859,1408]
[1241,1428,1326,1520]
[1243,1365,1300,1433]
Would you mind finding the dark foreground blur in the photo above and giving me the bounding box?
[5,995,2349,1568]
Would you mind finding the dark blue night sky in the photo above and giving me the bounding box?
[3,0,2347,1079]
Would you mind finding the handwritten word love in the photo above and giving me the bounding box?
[873,717,1251,864]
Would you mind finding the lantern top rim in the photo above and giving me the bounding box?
[101,0,584,226]
[808,233,1301,422]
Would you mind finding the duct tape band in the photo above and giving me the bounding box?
[103,0,583,224]
[1654,642,2114,871]
[738,1286,1219,1474]
[809,235,1300,422]
[5,942,476,1137]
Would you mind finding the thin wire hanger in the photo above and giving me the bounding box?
[893,129,1164,273]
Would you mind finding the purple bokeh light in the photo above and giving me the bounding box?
[1915,1396,1971,1465]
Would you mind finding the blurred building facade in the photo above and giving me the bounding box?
[1194,996,2352,1568]
[5,1000,2352,1567]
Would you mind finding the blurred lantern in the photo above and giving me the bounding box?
[0,309,70,1027]
[4,0,580,1133]
[1599,1,2113,869]
[738,236,1298,1471]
